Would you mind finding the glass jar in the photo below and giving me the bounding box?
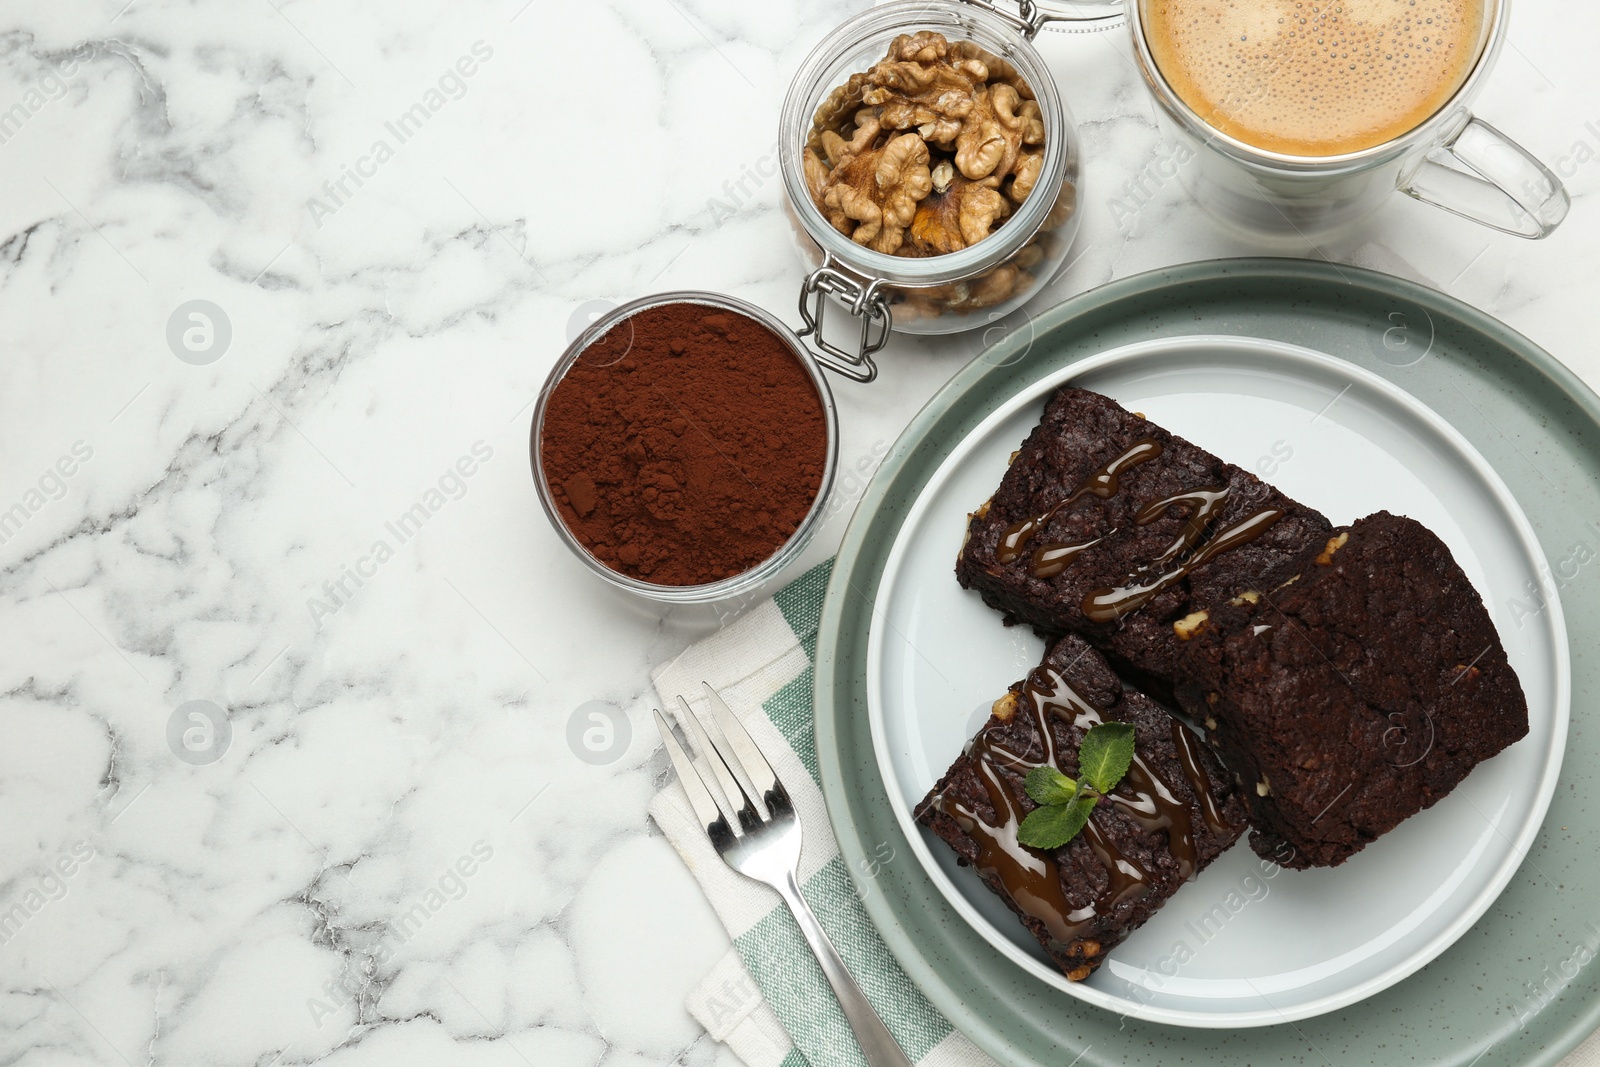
[777,0,1113,379]
[532,292,840,606]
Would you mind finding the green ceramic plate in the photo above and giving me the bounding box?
[815,258,1600,1066]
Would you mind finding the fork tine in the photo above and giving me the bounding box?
[653,710,726,834]
[702,682,781,808]
[676,695,755,831]
[687,685,761,807]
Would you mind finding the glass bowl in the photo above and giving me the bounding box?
[530,291,839,604]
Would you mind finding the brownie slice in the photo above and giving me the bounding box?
[1171,511,1530,868]
[957,387,1333,688]
[914,634,1248,980]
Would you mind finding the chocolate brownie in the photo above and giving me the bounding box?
[1171,511,1529,868]
[914,634,1248,980]
[957,387,1333,687]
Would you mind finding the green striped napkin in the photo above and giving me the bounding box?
[649,560,997,1067]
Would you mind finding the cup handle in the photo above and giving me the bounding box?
[1398,115,1570,239]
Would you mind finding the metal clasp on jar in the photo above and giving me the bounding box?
[953,0,1124,38]
[796,255,892,384]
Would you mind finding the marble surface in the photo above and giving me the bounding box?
[0,1,1596,1065]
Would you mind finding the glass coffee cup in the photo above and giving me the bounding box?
[1048,0,1567,240]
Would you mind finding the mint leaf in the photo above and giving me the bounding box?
[1023,765,1078,807]
[1078,721,1136,795]
[1017,795,1097,851]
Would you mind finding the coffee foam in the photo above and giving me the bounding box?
[1144,0,1487,155]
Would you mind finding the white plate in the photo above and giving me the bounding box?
[866,336,1570,1028]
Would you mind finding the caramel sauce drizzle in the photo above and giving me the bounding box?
[929,665,1220,953]
[1030,534,1108,580]
[995,440,1278,605]
[1081,506,1284,623]
[1169,718,1234,836]
[995,438,1164,566]
[1136,486,1231,569]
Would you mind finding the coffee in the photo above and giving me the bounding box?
[1143,0,1488,156]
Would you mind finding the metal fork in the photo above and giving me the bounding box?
[655,682,913,1067]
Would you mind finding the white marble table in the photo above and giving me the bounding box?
[0,2,1595,1065]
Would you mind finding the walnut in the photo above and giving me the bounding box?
[1044,180,1077,230]
[1012,241,1045,271]
[895,263,1032,319]
[887,293,941,322]
[877,93,970,149]
[954,87,1013,180]
[819,109,883,167]
[952,83,1040,183]
[1173,610,1209,640]
[994,85,1045,145]
[802,148,830,202]
[885,30,951,65]
[1008,151,1043,204]
[1315,532,1350,565]
[992,689,1018,721]
[819,133,933,254]
[1230,589,1262,606]
[807,72,871,153]
[949,40,1034,100]
[907,173,1009,255]
[953,121,1005,182]
[963,265,1027,307]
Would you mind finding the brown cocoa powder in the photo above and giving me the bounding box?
[539,302,829,586]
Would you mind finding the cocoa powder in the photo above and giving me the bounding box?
[539,302,829,586]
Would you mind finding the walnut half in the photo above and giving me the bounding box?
[819,133,933,255]
[1315,532,1350,565]
[991,690,1019,722]
[908,172,1009,255]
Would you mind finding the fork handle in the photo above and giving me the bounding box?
[776,870,915,1067]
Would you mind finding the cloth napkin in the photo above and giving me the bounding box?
[648,559,996,1067]
[648,559,1600,1067]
